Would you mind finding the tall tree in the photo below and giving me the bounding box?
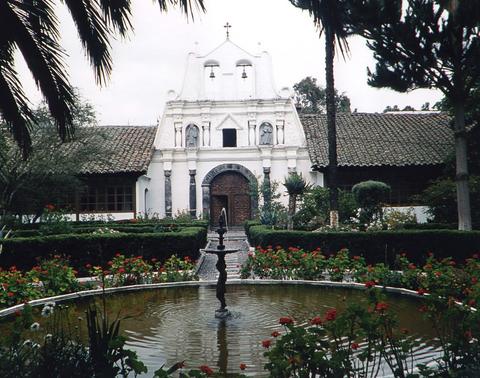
[354,0,480,230]
[0,0,205,156]
[294,76,351,113]
[289,0,354,227]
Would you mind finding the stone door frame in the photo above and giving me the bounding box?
[202,164,258,225]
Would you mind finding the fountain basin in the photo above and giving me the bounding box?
[0,281,440,377]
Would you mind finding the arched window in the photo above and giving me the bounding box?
[236,59,253,99]
[185,124,200,148]
[259,122,273,145]
[204,60,220,99]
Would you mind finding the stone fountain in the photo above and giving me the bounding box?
[204,208,238,318]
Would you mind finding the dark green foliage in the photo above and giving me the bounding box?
[352,180,390,226]
[293,76,351,113]
[246,225,480,266]
[0,227,207,273]
[293,187,357,229]
[419,176,480,226]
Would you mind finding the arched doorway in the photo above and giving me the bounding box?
[202,164,257,227]
[210,172,251,226]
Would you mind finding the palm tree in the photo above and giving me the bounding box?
[0,0,205,156]
[289,0,352,227]
[283,172,310,230]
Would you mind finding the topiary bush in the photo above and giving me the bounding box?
[352,181,391,227]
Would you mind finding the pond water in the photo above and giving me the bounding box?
[1,284,441,377]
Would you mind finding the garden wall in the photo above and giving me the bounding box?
[0,227,207,273]
[246,224,480,265]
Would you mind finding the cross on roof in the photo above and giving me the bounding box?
[224,22,232,39]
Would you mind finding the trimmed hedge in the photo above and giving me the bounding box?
[13,219,209,231]
[247,225,480,265]
[11,225,190,238]
[0,227,207,273]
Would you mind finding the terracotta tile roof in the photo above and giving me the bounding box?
[80,126,156,175]
[300,112,454,168]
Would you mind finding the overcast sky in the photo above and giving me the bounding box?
[17,0,443,125]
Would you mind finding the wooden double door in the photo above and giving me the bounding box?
[210,171,251,227]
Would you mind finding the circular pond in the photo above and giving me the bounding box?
[1,283,441,377]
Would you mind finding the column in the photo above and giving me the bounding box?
[189,170,197,218]
[202,184,210,222]
[164,170,172,217]
[248,121,256,146]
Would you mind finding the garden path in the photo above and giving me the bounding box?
[197,230,249,280]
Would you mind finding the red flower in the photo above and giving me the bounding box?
[261,339,272,348]
[14,310,21,317]
[472,277,478,284]
[279,316,294,325]
[115,252,122,257]
[435,271,442,277]
[449,260,456,266]
[417,288,427,296]
[365,281,375,289]
[239,363,247,370]
[401,328,409,334]
[468,299,476,307]
[351,342,360,350]
[465,330,472,340]
[118,267,126,274]
[199,365,213,376]
[85,263,92,269]
[375,302,389,312]
[45,204,55,211]
[353,255,360,261]
[325,308,337,321]
[7,292,14,298]
[107,261,113,266]
[408,263,416,270]
[310,316,323,325]
[271,330,280,338]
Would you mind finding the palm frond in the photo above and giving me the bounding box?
[289,0,350,57]
[63,0,113,85]
[0,39,34,157]
[98,0,133,37]
[155,0,206,19]
[2,0,75,142]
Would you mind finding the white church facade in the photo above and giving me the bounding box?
[143,37,319,225]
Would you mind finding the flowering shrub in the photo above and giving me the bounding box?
[26,255,80,297]
[88,254,197,287]
[0,266,41,307]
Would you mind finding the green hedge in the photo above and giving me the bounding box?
[247,225,480,265]
[12,225,191,238]
[0,227,207,273]
[13,219,209,231]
